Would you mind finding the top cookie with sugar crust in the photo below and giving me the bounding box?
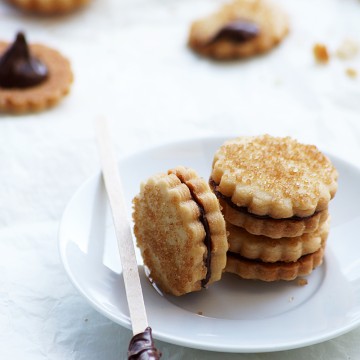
[211,135,338,219]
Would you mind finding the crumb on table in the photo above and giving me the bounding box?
[297,278,308,286]
[336,39,359,60]
[313,43,330,64]
[197,311,203,316]
[346,68,357,78]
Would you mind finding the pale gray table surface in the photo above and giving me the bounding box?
[1,0,360,358]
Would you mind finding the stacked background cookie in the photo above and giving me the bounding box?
[210,135,338,281]
[188,0,289,60]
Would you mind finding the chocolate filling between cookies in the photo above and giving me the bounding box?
[196,198,212,288]
[177,178,212,288]
[227,250,313,265]
[209,178,319,221]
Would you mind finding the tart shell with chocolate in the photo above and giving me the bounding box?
[0,33,73,114]
[132,166,228,296]
[188,0,289,60]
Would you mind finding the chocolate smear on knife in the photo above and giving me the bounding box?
[128,327,162,360]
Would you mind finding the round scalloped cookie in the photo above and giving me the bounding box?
[226,245,326,282]
[188,0,289,60]
[132,166,228,296]
[8,0,90,14]
[211,135,338,219]
[227,218,329,263]
[219,198,329,238]
[0,41,73,114]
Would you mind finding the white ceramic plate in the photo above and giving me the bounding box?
[59,137,360,353]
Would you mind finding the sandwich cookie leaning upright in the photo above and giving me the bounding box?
[133,166,228,296]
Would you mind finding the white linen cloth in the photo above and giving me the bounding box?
[1,0,360,358]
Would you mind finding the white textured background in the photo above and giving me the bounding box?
[0,0,360,358]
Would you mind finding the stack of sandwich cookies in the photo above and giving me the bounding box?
[133,166,228,296]
[210,135,338,281]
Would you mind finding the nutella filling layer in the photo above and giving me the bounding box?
[209,178,319,221]
[227,251,312,265]
[176,177,212,288]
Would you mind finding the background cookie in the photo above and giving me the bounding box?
[7,0,90,14]
[188,0,289,60]
[0,33,73,113]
